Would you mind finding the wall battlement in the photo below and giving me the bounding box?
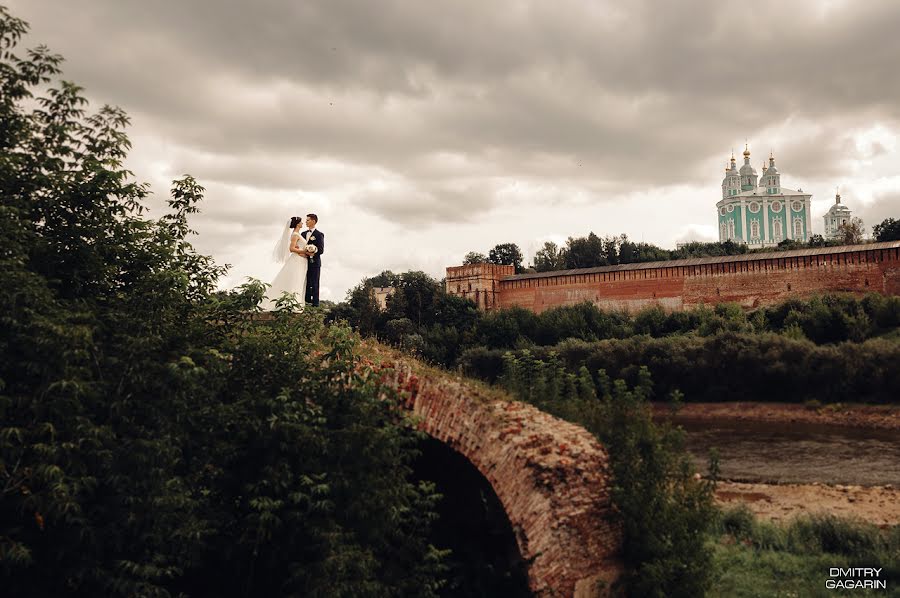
[445,263,514,310]
[446,242,900,313]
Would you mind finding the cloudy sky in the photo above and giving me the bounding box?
[8,0,900,300]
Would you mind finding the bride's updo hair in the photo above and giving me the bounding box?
[289,216,302,228]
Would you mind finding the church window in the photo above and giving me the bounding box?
[749,202,760,213]
[727,220,735,239]
[793,218,803,238]
[792,201,803,212]
[773,218,783,239]
[727,204,734,213]
[719,206,726,216]
[720,223,727,239]
[771,201,782,212]
[750,220,760,238]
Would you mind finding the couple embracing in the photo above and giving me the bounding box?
[265,213,324,309]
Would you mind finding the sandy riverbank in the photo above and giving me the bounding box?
[715,481,900,527]
[658,402,900,525]
[653,401,900,431]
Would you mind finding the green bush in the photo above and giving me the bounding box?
[788,515,883,557]
[718,505,755,539]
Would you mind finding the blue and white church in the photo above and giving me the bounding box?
[717,145,812,246]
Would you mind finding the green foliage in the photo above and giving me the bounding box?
[563,232,608,268]
[0,10,446,596]
[463,251,488,265]
[873,217,900,242]
[532,241,564,272]
[474,306,538,349]
[711,507,900,596]
[618,239,672,264]
[498,353,717,596]
[807,233,828,247]
[837,217,866,245]
[670,240,749,260]
[487,242,524,273]
[463,332,900,404]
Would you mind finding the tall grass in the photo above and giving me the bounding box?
[711,507,900,597]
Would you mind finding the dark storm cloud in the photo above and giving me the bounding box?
[8,0,900,218]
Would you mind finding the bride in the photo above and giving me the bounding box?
[263,216,309,310]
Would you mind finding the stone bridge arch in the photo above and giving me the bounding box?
[382,362,623,597]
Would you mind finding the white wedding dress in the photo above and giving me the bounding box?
[263,230,307,310]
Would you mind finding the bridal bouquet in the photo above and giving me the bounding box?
[306,243,318,254]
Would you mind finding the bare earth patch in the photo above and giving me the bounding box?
[715,481,900,527]
[656,402,900,525]
[654,401,900,431]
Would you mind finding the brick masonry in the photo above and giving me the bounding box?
[447,242,900,313]
[379,362,623,597]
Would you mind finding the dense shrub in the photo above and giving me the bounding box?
[473,306,538,348]
[463,333,900,403]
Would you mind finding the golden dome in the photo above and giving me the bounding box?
[743,143,751,158]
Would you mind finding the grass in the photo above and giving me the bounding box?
[709,507,900,597]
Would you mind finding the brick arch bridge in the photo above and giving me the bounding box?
[380,361,623,597]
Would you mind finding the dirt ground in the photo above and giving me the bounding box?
[659,402,900,526]
[715,481,900,527]
[654,401,900,431]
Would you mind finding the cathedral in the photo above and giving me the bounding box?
[717,145,812,246]
[823,190,853,240]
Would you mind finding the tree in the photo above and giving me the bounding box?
[807,234,827,247]
[873,217,900,242]
[463,251,488,265]
[602,234,623,265]
[387,270,444,327]
[488,242,524,273]
[621,241,670,264]
[532,241,564,272]
[670,240,748,260]
[563,232,606,268]
[837,217,865,245]
[369,269,401,287]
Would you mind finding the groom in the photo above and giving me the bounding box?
[302,214,324,306]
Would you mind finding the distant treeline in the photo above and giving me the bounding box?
[463,333,900,404]
[330,273,900,403]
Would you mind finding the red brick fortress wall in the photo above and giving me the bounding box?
[445,263,514,310]
[447,242,900,313]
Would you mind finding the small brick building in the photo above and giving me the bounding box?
[446,241,900,313]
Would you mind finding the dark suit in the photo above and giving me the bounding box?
[302,229,324,306]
